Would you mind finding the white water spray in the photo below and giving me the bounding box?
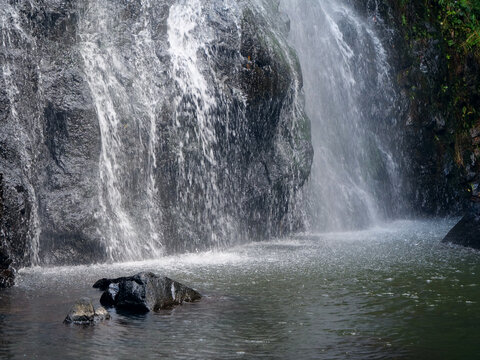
[281,0,401,231]
[79,0,163,260]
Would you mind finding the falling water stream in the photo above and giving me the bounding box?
[79,0,164,260]
[282,0,402,231]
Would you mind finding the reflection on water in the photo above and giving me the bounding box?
[1,220,479,359]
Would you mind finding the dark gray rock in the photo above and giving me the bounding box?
[64,297,110,325]
[93,277,116,291]
[0,0,313,283]
[96,272,201,312]
[442,207,480,249]
[0,240,14,288]
[0,268,14,289]
[1,0,104,277]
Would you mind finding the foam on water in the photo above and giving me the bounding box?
[16,219,457,284]
[17,249,246,282]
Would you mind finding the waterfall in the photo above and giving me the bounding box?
[165,0,231,249]
[77,0,249,255]
[76,0,310,256]
[0,0,408,268]
[280,0,402,231]
[79,0,163,260]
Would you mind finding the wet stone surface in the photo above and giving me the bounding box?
[64,297,111,325]
[95,272,202,313]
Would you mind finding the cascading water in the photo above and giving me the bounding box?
[78,0,396,256]
[2,0,400,267]
[75,0,309,258]
[280,0,402,231]
[165,0,234,250]
[79,0,164,260]
[168,0,218,164]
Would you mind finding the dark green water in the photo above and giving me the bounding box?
[0,219,479,359]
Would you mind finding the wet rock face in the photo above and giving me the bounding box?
[156,1,313,251]
[356,0,479,216]
[63,297,110,325]
[95,272,202,312]
[0,0,313,280]
[1,0,104,274]
[236,6,313,239]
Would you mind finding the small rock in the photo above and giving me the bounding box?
[95,272,201,313]
[64,297,95,324]
[94,306,111,322]
[64,298,110,325]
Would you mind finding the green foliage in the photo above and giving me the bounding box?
[394,0,480,169]
[435,0,480,160]
[438,0,480,59]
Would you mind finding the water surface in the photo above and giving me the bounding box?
[1,219,479,359]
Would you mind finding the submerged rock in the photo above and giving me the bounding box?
[64,297,111,325]
[442,208,480,249]
[95,272,201,312]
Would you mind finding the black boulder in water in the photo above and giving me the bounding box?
[95,272,202,313]
[442,207,480,249]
